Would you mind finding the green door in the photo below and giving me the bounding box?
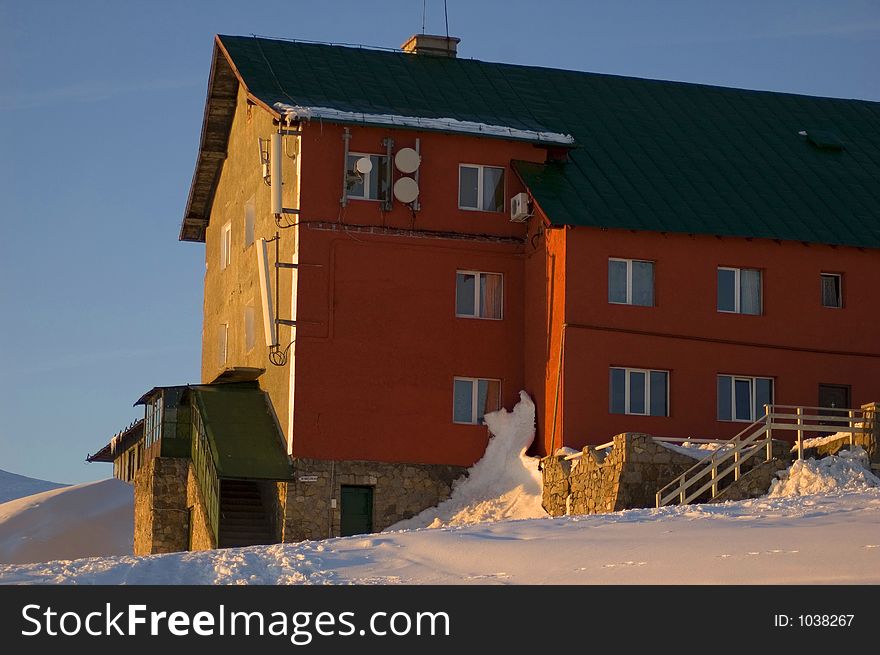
[340,485,373,537]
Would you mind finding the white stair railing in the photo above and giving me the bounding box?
[656,404,870,508]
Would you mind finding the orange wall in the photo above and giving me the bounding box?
[291,124,545,465]
[544,227,880,453]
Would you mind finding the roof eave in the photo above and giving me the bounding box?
[179,36,281,243]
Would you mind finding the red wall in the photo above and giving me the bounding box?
[544,227,880,453]
[292,124,544,465]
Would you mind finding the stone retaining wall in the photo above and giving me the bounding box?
[542,433,792,516]
[133,457,190,555]
[280,458,467,541]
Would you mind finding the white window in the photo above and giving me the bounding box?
[608,258,654,306]
[218,323,228,366]
[453,377,501,424]
[244,305,256,352]
[455,271,503,319]
[717,267,761,314]
[458,164,505,212]
[244,196,255,248]
[820,273,842,308]
[220,222,232,270]
[346,153,389,201]
[609,367,668,416]
[717,375,773,422]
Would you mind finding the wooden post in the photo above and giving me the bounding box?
[765,405,772,461]
[797,406,804,461]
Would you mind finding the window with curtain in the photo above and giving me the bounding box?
[717,375,773,421]
[453,377,501,424]
[456,271,503,319]
[609,367,668,416]
[820,273,842,308]
[346,153,389,201]
[608,258,654,306]
[717,267,762,314]
[458,164,505,212]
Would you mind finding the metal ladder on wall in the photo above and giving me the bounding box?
[655,404,871,508]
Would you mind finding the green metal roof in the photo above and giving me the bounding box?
[188,382,293,480]
[216,35,880,248]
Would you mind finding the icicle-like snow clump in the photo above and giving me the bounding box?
[386,391,545,530]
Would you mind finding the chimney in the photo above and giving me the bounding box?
[401,34,460,58]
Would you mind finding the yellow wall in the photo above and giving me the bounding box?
[201,86,300,443]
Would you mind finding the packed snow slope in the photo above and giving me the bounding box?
[389,391,544,530]
[0,479,133,565]
[0,469,67,504]
[3,460,878,584]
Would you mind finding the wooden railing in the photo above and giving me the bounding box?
[190,405,220,544]
[656,404,871,508]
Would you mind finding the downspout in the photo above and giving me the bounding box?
[548,323,567,458]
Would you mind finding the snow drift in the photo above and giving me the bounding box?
[0,469,66,504]
[387,391,545,530]
[769,447,880,497]
[0,478,133,565]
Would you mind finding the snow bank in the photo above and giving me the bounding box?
[0,479,133,565]
[769,447,880,498]
[659,440,731,460]
[387,391,545,530]
[791,429,856,451]
[0,469,66,504]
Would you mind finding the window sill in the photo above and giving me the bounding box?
[455,314,504,321]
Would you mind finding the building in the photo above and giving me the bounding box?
[86,420,145,483]
[90,33,880,553]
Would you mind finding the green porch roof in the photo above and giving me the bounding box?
[208,35,880,248]
[187,383,293,480]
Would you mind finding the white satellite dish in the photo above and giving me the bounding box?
[393,177,419,204]
[355,156,373,175]
[394,147,420,173]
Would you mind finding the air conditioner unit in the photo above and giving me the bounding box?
[510,192,531,222]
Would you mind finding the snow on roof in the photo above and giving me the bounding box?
[274,102,576,146]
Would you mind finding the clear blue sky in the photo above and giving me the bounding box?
[1,0,878,485]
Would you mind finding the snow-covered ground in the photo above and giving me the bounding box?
[0,479,133,565]
[1,489,877,584]
[2,450,878,585]
[0,468,67,504]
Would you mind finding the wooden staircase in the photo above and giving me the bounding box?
[218,480,273,548]
[656,404,872,508]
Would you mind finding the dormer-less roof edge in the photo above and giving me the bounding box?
[179,36,280,243]
[274,102,576,146]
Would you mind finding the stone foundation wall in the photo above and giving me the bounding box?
[280,458,467,541]
[541,433,791,517]
[133,457,190,555]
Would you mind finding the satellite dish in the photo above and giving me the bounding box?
[355,157,373,175]
[393,177,419,204]
[394,147,420,173]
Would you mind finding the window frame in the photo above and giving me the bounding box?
[220,222,232,270]
[455,270,504,320]
[608,258,655,306]
[609,367,669,417]
[820,272,843,309]
[346,152,389,202]
[717,266,762,315]
[458,164,506,212]
[453,376,502,425]
[717,374,774,422]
